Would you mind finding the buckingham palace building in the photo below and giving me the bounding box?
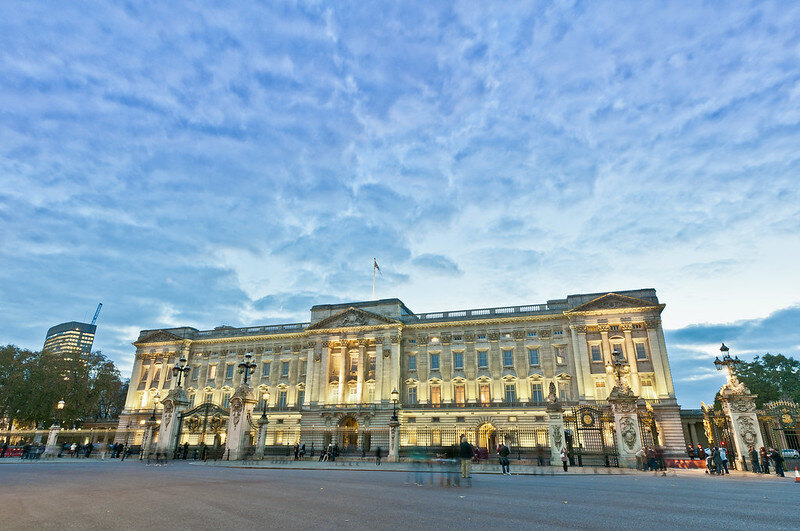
[118,288,687,463]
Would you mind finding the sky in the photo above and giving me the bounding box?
[1,1,799,408]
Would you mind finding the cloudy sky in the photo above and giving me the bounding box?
[1,1,798,407]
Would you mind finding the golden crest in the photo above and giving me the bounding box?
[582,413,594,426]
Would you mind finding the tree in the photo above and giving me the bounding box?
[735,354,800,408]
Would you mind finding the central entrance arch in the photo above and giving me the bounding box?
[477,422,497,450]
[340,416,359,449]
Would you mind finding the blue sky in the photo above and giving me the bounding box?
[1,1,798,408]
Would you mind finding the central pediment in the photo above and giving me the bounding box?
[135,330,185,344]
[566,293,660,313]
[305,307,401,330]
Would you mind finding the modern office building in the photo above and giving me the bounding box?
[43,321,96,361]
[119,288,688,460]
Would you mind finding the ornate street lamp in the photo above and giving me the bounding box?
[55,399,65,427]
[261,390,270,420]
[172,356,191,388]
[714,343,742,381]
[605,349,629,389]
[390,388,399,421]
[239,352,257,386]
[149,393,160,422]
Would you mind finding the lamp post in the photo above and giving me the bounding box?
[55,400,65,427]
[239,353,257,386]
[256,390,270,459]
[605,349,630,390]
[172,356,191,388]
[149,393,160,422]
[390,388,399,421]
[261,390,270,420]
[714,343,742,382]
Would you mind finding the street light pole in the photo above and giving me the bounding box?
[172,356,191,388]
[714,343,742,382]
[605,349,630,389]
[238,353,257,386]
[390,388,399,421]
[55,400,65,427]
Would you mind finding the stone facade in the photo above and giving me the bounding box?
[118,288,686,458]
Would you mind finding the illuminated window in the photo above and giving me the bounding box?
[454,384,465,405]
[348,386,358,404]
[478,351,488,368]
[641,377,657,399]
[407,387,417,404]
[558,382,570,400]
[636,343,648,360]
[479,384,491,404]
[430,386,441,406]
[432,429,442,446]
[595,380,608,400]
[502,349,514,367]
[151,365,162,386]
[504,383,516,403]
[208,365,217,380]
[430,354,440,370]
[276,430,284,444]
[530,383,544,402]
[408,354,416,371]
[554,346,565,365]
[591,345,603,362]
[453,352,464,369]
[528,348,540,365]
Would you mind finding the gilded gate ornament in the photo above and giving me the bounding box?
[621,417,638,451]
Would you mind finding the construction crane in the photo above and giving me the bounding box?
[90,303,103,326]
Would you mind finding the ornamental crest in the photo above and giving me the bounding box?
[163,402,174,428]
[621,417,638,451]
[551,425,562,449]
[231,399,243,428]
[737,416,758,446]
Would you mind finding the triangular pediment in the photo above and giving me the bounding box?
[306,307,400,330]
[566,293,658,313]
[135,330,185,344]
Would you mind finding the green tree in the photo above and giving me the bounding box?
[735,353,800,408]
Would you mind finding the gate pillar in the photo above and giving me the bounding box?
[225,385,256,461]
[255,416,268,459]
[157,388,190,458]
[718,379,762,471]
[45,425,61,457]
[388,417,400,462]
[546,390,565,466]
[608,387,642,469]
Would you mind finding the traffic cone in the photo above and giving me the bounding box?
[795,467,799,483]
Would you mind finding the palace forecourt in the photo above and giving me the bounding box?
[118,289,685,464]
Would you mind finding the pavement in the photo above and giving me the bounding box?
[0,460,797,530]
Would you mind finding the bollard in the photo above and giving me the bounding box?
[794,467,799,483]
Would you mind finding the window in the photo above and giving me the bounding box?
[527,331,537,337]
[477,334,487,340]
[554,346,565,365]
[504,383,516,403]
[641,377,657,399]
[368,356,376,374]
[225,364,234,379]
[456,416,466,423]
[591,345,603,362]
[263,363,271,377]
[192,366,199,381]
[530,382,544,402]
[479,384,491,404]
[478,351,488,368]
[278,390,287,408]
[188,393,195,407]
[275,430,284,444]
[281,361,290,377]
[454,384,465,405]
[349,355,358,376]
[348,386,358,404]
[164,366,172,382]
[407,387,417,404]
[453,352,464,369]
[453,335,462,341]
[554,330,563,336]
[430,353,440,370]
[208,365,217,380]
[430,386,441,406]
[151,365,162,386]
[408,354,416,371]
[609,325,619,331]
[528,348,540,365]
[300,360,307,376]
[297,389,305,405]
[222,392,231,408]
[139,366,149,384]
[432,429,442,446]
[612,343,625,359]
[558,382,570,400]
[503,349,514,367]
[503,332,512,339]
[635,343,648,360]
[366,384,375,403]
[204,392,213,404]
[595,380,608,400]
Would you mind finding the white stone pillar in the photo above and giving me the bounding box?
[319,340,330,404]
[255,416,269,459]
[45,425,61,457]
[719,388,763,471]
[156,388,190,457]
[225,385,256,461]
[304,343,315,406]
[388,417,400,462]
[356,340,366,403]
[645,319,669,397]
[374,341,384,402]
[338,341,347,404]
[547,402,565,466]
[623,328,640,395]
[608,391,642,469]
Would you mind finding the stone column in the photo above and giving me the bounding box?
[45,425,61,457]
[645,319,669,397]
[546,400,565,466]
[304,343,315,406]
[623,327,640,395]
[156,388,190,458]
[374,340,384,402]
[569,326,589,399]
[356,340,366,403]
[390,334,401,396]
[718,379,763,471]
[255,416,269,459]
[608,388,642,469]
[388,417,400,462]
[225,384,256,461]
[338,340,347,404]
[319,340,330,404]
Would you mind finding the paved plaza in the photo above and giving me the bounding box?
[0,461,796,530]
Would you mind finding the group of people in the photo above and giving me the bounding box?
[748,446,786,477]
[635,446,667,471]
[292,443,306,460]
[319,443,340,462]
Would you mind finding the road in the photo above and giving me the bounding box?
[0,461,796,529]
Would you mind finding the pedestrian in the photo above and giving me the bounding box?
[121,443,128,462]
[536,445,545,466]
[375,446,382,465]
[560,447,569,472]
[498,442,511,475]
[748,446,761,473]
[719,445,729,474]
[70,442,77,457]
[646,447,657,471]
[183,442,189,459]
[696,444,705,461]
[21,442,31,460]
[687,445,695,459]
[459,435,473,481]
[770,447,785,477]
[704,446,713,474]
[712,447,723,476]
[86,442,94,459]
[760,446,770,475]
[293,444,299,460]
[300,443,306,460]
[1,439,7,458]
[635,447,646,470]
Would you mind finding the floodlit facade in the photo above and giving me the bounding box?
[119,289,687,459]
[43,321,96,361]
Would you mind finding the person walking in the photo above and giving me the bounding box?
[1,440,8,458]
[498,442,511,475]
[749,446,761,473]
[293,444,299,461]
[459,435,473,482]
[712,447,724,476]
[770,447,785,477]
[719,445,729,475]
[696,444,705,461]
[300,443,306,460]
[375,446,382,466]
[560,447,569,472]
[760,446,770,475]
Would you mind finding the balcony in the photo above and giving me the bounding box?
[401,401,580,410]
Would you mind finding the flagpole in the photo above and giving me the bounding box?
[372,260,376,300]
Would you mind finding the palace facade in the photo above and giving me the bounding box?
[119,288,687,459]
